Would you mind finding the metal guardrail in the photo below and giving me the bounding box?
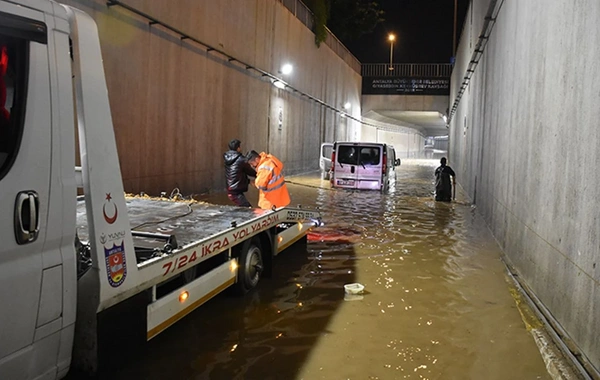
[362,63,453,77]
[277,0,361,74]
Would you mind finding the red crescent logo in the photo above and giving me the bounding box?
[103,202,118,224]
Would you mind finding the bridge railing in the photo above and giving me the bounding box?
[362,63,453,77]
[361,63,452,96]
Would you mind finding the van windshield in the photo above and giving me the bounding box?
[337,146,381,166]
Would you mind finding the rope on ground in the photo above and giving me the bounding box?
[286,180,336,191]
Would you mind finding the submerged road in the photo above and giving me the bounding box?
[75,160,569,379]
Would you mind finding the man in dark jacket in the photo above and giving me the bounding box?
[223,139,257,207]
[434,157,456,202]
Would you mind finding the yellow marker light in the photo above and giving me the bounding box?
[278,236,283,243]
[179,291,189,303]
[298,222,303,230]
[230,260,238,272]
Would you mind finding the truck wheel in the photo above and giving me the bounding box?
[235,237,263,294]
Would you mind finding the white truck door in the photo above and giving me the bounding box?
[0,2,54,369]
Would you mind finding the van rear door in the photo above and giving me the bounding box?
[332,144,359,188]
[356,145,384,190]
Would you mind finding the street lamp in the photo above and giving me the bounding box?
[388,34,395,71]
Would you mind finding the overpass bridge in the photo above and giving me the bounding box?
[360,63,452,156]
[360,63,451,138]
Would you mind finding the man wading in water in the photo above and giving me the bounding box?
[434,157,456,202]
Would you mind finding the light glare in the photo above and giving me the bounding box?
[179,291,189,303]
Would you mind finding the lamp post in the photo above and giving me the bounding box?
[453,0,457,57]
[388,34,395,71]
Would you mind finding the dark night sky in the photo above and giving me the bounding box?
[344,0,470,64]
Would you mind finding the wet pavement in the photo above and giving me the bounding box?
[76,159,553,379]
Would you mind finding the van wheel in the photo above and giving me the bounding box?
[234,237,263,294]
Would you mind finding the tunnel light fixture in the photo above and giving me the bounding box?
[273,80,286,89]
[280,63,293,75]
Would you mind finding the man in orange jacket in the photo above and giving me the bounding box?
[247,150,291,210]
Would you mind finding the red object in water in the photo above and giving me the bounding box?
[307,228,361,243]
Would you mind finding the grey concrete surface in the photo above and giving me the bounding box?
[449,0,600,374]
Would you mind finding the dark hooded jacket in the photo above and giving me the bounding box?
[223,150,256,194]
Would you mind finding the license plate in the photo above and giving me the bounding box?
[337,179,355,186]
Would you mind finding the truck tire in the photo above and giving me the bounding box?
[234,236,263,295]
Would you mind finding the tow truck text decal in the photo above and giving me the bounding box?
[161,214,280,276]
[286,210,317,220]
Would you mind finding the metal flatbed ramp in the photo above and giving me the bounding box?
[76,197,275,248]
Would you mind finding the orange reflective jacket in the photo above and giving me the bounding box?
[254,152,290,209]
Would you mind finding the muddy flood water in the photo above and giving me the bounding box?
[87,160,553,380]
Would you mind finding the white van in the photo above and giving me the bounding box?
[329,142,399,191]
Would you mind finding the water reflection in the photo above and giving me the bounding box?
[73,160,550,380]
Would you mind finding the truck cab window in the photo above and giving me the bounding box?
[0,35,28,179]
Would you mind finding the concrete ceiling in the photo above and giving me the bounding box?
[370,110,449,137]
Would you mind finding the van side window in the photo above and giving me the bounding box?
[0,33,30,179]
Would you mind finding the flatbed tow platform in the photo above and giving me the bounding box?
[75,196,321,340]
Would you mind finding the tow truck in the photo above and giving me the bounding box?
[0,1,320,378]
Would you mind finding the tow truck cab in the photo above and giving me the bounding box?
[0,2,77,378]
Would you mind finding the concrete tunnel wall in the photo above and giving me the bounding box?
[357,94,439,157]
[359,127,424,159]
[450,0,600,373]
[63,0,363,195]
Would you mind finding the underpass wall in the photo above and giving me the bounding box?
[450,0,600,373]
[358,125,424,159]
[63,0,362,194]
